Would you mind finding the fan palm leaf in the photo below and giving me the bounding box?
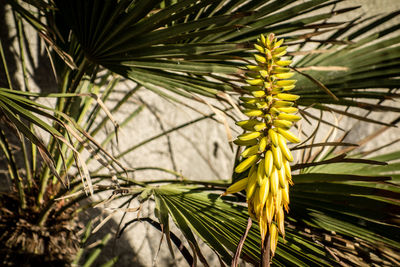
[144,147,400,266]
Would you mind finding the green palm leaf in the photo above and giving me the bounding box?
[47,0,363,102]
[11,0,400,121]
[153,185,334,266]
[148,147,400,266]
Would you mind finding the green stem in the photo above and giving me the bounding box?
[37,167,50,205]
[13,12,30,92]
[82,233,112,267]
[31,125,37,178]
[18,132,33,190]
[0,39,13,90]
[0,129,26,209]
[37,59,89,205]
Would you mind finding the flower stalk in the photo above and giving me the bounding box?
[224,33,301,257]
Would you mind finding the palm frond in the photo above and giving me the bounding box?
[47,1,354,99]
[12,0,400,122]
[145,145,400,266]
[153,185,335,266]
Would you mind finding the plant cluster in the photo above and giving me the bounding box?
[0,1,399,266]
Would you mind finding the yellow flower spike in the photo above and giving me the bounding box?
[264,150,274,177]
[230,34,301,257]
[241,145,259,158]
[223,178,249,195]
[238,131,261,141]
[235,154,259,173]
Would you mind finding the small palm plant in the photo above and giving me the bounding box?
[1,0,400,266]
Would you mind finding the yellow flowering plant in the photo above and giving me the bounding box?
[224,33,301,257]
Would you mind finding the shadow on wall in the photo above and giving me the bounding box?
[0,3,57,93]
[0,4,18,89]
[79,207,145,267]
